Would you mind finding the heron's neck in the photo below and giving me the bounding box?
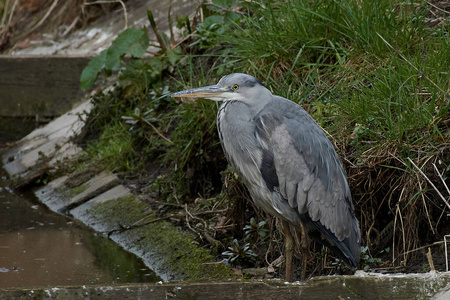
[217,100,233,144]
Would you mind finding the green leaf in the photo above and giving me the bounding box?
[224,11,240,23]
[80,50,107,89]
[165,48,182,66]
[203,15,224,27]
[105,28,150,71]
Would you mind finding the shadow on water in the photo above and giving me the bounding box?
[0,168,161,288]
[0,117,41,145]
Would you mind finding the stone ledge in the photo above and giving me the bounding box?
[1,273,450,300]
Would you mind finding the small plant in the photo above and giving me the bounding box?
[80,27,150,89]
[222,239,258,267]
[421,264,431,273]
[80,10,183,91]
[122,107,158,128]
[243,217,268,243]
[121,106,172,144]
[360,246,390,272]
[190,0,241,49]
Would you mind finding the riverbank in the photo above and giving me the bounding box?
[1,98,233,282]
[1,0,449,294]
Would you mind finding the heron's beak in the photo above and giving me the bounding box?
[171,85,227,100]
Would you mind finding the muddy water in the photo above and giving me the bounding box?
[0,171,161,288]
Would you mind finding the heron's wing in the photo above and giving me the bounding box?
[254,105,358,244]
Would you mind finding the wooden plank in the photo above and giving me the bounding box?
[0,56,91,117]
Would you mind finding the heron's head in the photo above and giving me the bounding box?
[171,73,272,104]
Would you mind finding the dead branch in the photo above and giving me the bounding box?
[401,241,444,255]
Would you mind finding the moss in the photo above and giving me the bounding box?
[66,182,89,198]
[91,194,148,219]
[133,223,234,280]
[84,195,234,280]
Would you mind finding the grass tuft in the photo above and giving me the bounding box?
[78,0,450,276]
[222,0,450,268]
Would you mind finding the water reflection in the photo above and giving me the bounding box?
[0,176,161,288]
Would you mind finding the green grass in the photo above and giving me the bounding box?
[223,0,449,264]
[161,96,225,200]
[79,0,449,273]
[234,0,433,61]
[227,0,449,165]
[86,121,143,172]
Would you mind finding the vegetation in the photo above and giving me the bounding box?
[0,0,115,51]
[79,0,449,279]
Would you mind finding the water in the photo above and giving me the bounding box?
[0,118,39,145]
[0,0,197,288]
[0,171,161,288]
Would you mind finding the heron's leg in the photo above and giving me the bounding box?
[281,220,293,282]
[299,223,310,281]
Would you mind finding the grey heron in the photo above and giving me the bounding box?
[171,73,360,280]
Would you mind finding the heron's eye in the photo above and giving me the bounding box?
[232,84,239,91]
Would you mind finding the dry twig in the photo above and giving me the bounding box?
[427,2,450,15]
[407,157,450,210]
[61,15,80,37]
[85,0,128,30]
[433,162,450,196]
[31,0,59,32]
[402,241,444,255]
[1,0,18,28]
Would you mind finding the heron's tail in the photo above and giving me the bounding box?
[301,214,361,269]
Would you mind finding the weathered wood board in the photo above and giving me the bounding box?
[0,56,90,117]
